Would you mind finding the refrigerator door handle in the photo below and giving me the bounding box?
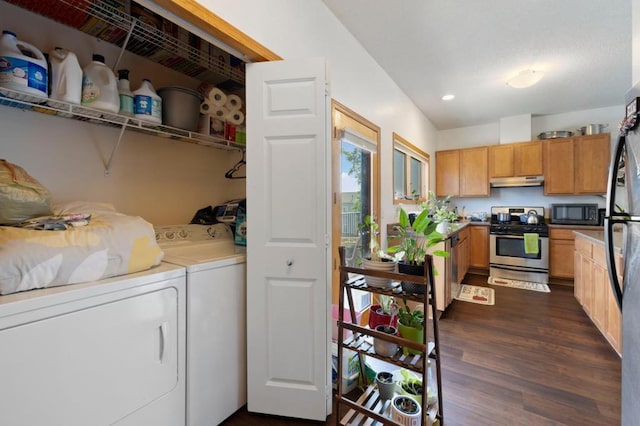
[604,218,623,311]
[604,134,626,311]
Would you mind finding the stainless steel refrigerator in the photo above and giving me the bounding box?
[605,97,640,425]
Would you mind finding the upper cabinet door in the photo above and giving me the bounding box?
[575,134,611,194]
[460,146,489,196]
[435,150,460,197]
[489,144,515,178]
[514,140,543,176]
[544,138,576,195]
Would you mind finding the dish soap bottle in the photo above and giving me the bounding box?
[81,54,119,113]
[134,78,162,124]
[117,69,134,117]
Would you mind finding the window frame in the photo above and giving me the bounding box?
[392,132,430,204]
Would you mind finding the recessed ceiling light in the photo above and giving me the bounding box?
[441,94,455,101]
[506,69,544,89]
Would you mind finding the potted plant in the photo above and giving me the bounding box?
[387,207,448,294]
[372,324,399,357]
[368,295,399,329]
[395,369,424,405]
[396,299,424,355]
[359,215,396,288]
[425,191,458,234]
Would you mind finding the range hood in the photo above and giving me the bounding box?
[490,176,544,188]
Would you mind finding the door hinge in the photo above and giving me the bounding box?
[333,192,337,204]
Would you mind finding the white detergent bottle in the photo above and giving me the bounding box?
[117,69,134,116]
[0,30,48,101]
[81,54,119,113]
[49,47,82,104]
[134,78,162,124]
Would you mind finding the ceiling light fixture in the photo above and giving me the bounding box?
[506,69,544,89]
[441,94,455,101]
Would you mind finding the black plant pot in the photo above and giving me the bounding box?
[398,262,425,294]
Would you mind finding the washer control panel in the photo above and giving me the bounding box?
[155,223,233,244]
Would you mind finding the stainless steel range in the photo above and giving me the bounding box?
[489,206,549,284]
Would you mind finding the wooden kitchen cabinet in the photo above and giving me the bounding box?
[436,146,489,197]
[549,228,578,279]
[573,234,622,355]
[435,150,460,196]
[469,225,489,269]
[544,134,611,195]
[489,141,542,178]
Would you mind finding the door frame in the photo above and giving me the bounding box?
[331,100,381,306]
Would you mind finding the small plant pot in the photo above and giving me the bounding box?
[375,371,395,401]
[397,320,424,355]
[373,325,398,357]
[398,262,425,294]
[390,395,421,426]
[368,304,398,329]
[396,378,423,406]
[362,258,396,288]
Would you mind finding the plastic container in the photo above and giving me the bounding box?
[157,86,202,131]
[331,342,360,393]
[48,47,82,104]
[134,78,162,124]
[81,54,119,113]
[117,69,134,116]
[0,30,48,101]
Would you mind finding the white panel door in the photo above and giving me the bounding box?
[246,58,330,421]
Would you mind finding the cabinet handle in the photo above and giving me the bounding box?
[159,322,168,364]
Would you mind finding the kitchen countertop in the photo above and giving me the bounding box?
[387,220,488,241]
[573,229,624,254]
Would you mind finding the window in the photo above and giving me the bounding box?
[393,132,429,203]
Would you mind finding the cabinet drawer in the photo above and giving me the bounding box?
[574,237,592,257]
[549,228,576,240]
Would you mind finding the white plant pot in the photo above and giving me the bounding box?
[391,395,422,426]
[362,258,396,288]
[436,221,449,234]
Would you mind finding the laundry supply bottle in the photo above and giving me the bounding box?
[0,30,48,101]
[81,54,119,113]
[117,69,134,116]
[134,78,162,124]
[48,47,82,104]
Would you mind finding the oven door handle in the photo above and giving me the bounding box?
[490,234,547,239]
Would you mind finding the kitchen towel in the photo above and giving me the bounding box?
[523,233,539,254]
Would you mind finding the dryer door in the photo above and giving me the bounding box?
[0,286,179,426]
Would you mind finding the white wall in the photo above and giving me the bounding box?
[195,0,438,230]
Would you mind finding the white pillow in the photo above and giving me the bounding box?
[51,200,119,216]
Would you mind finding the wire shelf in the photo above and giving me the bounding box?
[4,0,245,86]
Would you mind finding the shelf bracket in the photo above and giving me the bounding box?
[105,118,130,176]
[112,19,137,72]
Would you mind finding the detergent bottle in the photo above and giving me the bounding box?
[134,78,162,124]
[0,30,48,101]
[117,69,134,116]
[48,47,82,104]
[81,54,119,113]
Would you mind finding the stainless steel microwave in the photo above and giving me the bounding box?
[550,203,599,225]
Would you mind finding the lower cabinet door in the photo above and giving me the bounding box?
[0,287,179,426]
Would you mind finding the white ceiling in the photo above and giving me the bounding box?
[322,0,632,130]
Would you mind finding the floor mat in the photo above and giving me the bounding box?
[488,276,550,293]
[455,284,495,305]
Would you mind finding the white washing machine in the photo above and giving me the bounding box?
[0,263,187,426]
[155,224,247,426]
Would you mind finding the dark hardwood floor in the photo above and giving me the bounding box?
[223,273,621,425]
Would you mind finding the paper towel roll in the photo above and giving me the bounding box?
[226,110,245,125]
[225,94,242,111]
[206,87,227,106]
[200,101,213,114]
[212,106,229,119]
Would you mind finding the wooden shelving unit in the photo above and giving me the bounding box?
[336,247,444,425]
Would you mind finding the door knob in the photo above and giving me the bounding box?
[286,259,294,266]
